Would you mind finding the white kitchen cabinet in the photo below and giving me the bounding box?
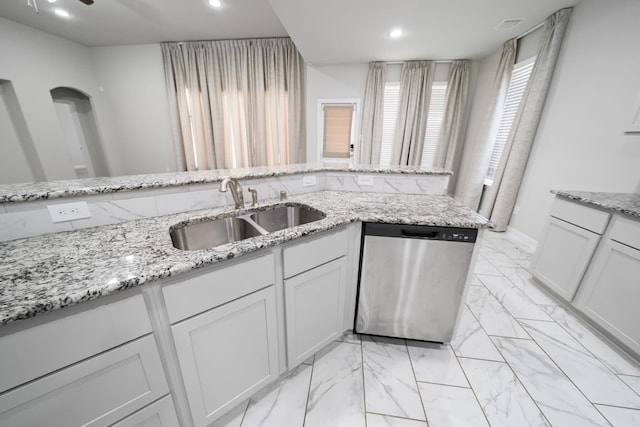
[285,257,347,368]
[575,217,640,355]
[531,197,611,301]
[0,334,169,427]
[531,216,602,300]
[0,294,152,394]
[111,395,179,427]
[172,286,279,426]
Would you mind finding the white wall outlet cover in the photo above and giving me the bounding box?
[47,201,91,223]
[357,175,374,186]
[302,175,317,186]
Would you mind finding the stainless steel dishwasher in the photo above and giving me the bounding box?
[354,222,477,343]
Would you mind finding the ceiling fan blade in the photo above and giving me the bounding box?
[78,0,94,5]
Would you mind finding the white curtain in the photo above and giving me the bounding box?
[434,60,470,194]
[456,40,516,210]
[480,8,572,230]
[359,62,387,165]
[391,61,435,166]
[162,38,305,171]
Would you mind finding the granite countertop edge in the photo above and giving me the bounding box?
[552,190,640,218]
[0,164,452,204]
[0,191,489,326]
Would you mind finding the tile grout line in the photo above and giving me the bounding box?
[493,320,614,424]
[301,354,316,427]
[542,305,640,380]
[360,336,368,427]
[365,410,428,424]
[470,241,557,426]
[480,236,601,425]
[452,345,493,427]
[405,340,429,425]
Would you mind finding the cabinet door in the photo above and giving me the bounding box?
[172,286,279,426]
[285,257,346,368]
[575,240,640,356]
[111,395,179,427]
[0,335,168,427]
[531,217,601,301]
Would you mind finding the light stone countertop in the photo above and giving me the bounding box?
[0,163,451,203]
[552,191,640,219]
[0,191,489,326]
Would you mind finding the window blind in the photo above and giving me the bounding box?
[322,105,354,158]
[420,81,448,168]
[379,82,400,167]
[485,58,536,185]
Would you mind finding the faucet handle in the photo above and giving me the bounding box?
[248,187,258,207]
[280,190,287,201]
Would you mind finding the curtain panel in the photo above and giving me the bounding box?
[455,39,516,210]
[161,38,305,171]
[434,60,470,194]
[391,61,435,166]
[359,62,387,165]
[480,8,573,230]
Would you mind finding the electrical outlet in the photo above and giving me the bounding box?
[47,202,91,223]
[302,175,317,186]
[357,175,374,186]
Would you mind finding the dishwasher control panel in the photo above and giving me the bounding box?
[363,223,477,243]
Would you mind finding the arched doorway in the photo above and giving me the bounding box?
[50,87,109,178]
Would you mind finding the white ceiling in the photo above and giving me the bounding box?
[0,0,582,63]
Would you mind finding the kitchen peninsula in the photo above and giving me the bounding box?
[0,164,489,427]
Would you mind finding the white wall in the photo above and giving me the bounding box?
[90,45,177,175]
[510,0,640,241]
[306,63,369,163]
[0,17,110,181]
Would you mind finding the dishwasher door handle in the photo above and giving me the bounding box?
[400,229,438,239]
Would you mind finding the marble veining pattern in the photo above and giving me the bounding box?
[0,191,488,325]
[458,358,550,427]
[0,163,451,203]
[519,319,640,408]
[218,231,640,427]
[552,190,640,218]
[361,336,425,420]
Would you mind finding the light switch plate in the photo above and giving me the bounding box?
[302,175,317,186]
[47,201,91,223]
[357,175,374,186]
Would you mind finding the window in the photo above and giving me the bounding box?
[319,100,359,163]
[420,81,448,168]
[379,82,400,167]
[322,104,354,158]
[378,81,448,168]
[485,57,536,185]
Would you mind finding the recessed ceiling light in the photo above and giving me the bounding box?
[389,28,403,38]
[48,0,57,3]
[54,8,70,18]
[209,0,222,7]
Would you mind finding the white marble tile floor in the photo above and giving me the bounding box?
[220,231,640,427]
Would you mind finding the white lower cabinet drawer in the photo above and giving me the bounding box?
[0,334,169,427]
[111,395,179,427]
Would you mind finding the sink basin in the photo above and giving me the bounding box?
[250,205,326,232]
[170,217,261,251]
[170,204,326,251]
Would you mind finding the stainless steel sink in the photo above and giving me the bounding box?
[250,205,326,232]
[170,216,262,251]
[170,204,326,251]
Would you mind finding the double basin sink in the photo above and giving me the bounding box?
[170,204,326,251]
